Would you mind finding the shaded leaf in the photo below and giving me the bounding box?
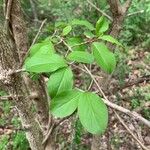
[96,16,109,35]
[66,37,87,51]
[62,25,72,36]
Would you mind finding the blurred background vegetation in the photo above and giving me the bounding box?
[0,0,149,149]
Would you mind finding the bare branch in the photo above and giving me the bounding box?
[114,111,149,150]
[87,0,113,21]
[21,19,47,67]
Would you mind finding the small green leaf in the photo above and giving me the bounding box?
[62,25,72,36]
[71,19,95,31]
[55,22,67,28]
[25,54,67,73]
[84,31,95,38]
[50,90,82,118]
[96,16,109,35]
[47,67,73,98]
[92,42,116,74]
[66,37,87,51]
[67,51,94,64]
[99,35,122,46]
[78,92,108,134]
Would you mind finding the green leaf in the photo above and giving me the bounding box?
[78,92,108,134]
[25,54,67,73]
[50,90,82,118]
[84,31,95,38]
[29,41,55,57]
[62,25,72,36]
[99,35,122,46]
[47,67,73,98]
[71,19,95,31]
[92,42,116,74]
[55,22,67,28]
[67,51,94,64]
[96,16,109,35]
[66,37,87,51]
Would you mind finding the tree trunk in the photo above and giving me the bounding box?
[0,0,55,149]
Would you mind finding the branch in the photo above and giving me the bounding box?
[113,75,150,93]
[127,10,144,17]
[60,36,150,128]
[21,19,47,67]
[84,66,150,128]
[114,111,148,150]
[87,0,113,21]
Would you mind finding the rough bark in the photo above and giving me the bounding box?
[0,27,44,150]
[0,0,54,149]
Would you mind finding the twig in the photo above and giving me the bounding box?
[127,10,144,17]
[58,36,150,128]
[114,111,148,150]
[29,0,38,24]
[87,0,113,21]
[84,65,150,128]
[113,75,150,93]
[20,19,47,67]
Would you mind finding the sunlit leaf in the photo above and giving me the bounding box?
[78,92,108,134]
[92,42,116,73]
[50,90,82,118]
[47,67,73,98]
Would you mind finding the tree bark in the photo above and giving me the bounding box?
[0,0,55,149]
[0,27,45,150]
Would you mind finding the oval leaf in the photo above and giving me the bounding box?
[92,42,116,74]
[66,37,87,51]
[25,54,67,73]
[96,16,109,35]
[99,35,122,46]
[71,19,95,31]
[29,41,55,57]
[62,25,72,36]
[67,51,94,64]
[50,90,82,118]
[47,67,73,98]
[78,92,108,134]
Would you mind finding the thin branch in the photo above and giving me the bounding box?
[21,19,47,67]
[60,36,150,128]
[84,65,150,128]
[114,111,148,150]
[87,0,113,21]
[127,10,144,17]
[113,75,150,93]
[29,0,38,23]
